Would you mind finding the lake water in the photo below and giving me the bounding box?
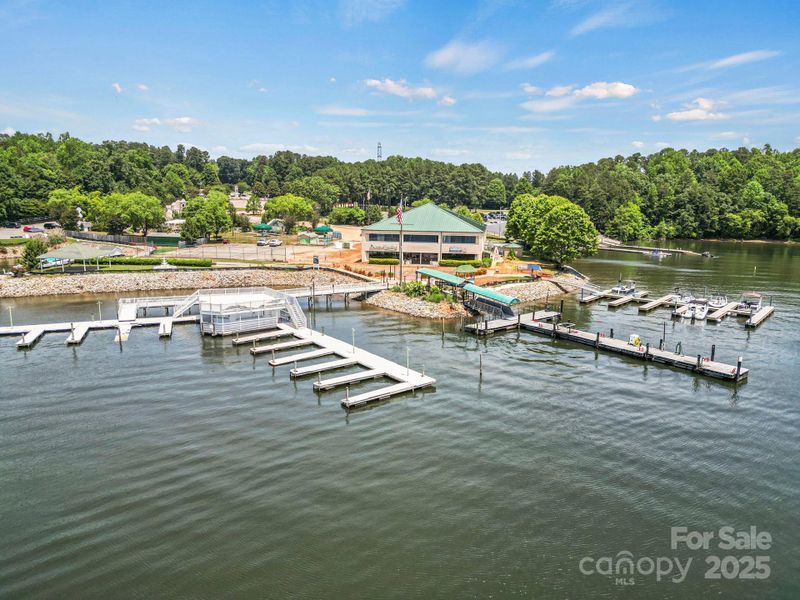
[1,241,798,598]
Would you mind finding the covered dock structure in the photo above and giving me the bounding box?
[38,244,124,271]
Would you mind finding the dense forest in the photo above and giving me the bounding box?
[1,131,799,240]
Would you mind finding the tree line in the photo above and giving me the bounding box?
[2,131,798,240]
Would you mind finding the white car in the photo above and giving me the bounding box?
[268,239,282,247]
[256,239,268,246]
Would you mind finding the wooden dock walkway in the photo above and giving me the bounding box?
[463,310,560,335]
[66,323,90,345]
[468,318,748,382]
[289,357,358,375]
[706,301,740,321]
[746,305,774,328]
[270,348,335,366]
[639,294,678,312]
[608,291,649,308]
[313,368,385,391]
[232,326,295,345]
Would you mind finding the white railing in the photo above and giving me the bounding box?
[172,291,200,318]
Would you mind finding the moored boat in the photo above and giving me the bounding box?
[737,292,763,312]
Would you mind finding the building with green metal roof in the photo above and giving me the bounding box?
[361,203,487,265]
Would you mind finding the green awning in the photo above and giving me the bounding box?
[455,264,477,274]
[416,268,466,287]
[254,223,272,230]
[38,244,120,260]
[314,225,333,233]
[463,283,520,305]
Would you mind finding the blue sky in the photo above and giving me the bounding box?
[1,0,799,172]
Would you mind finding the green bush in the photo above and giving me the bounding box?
[438,259,483,267]
[368,257,399,265]
[481,256,492,267]
[424,285,446,303]
[106,257,212,267]
[22,238,48,270]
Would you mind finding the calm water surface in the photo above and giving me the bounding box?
[1,241,798,598]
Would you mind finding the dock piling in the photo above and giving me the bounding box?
[696,354,702,369]
[711,344,716,361]
[610,328,614,339]
[645,342,650,359]
[736,356,743,380]
[595,332,600,348]
[479,353,483,379]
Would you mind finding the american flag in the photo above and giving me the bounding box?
[396,198,403,224]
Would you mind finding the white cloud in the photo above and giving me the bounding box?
[713,131,739,139]
[240,143,319,154]
[570,1,664,36]
[424,39,503,75]
[318,105,372,116]
[211,145,228,154]
[133,116,201,133]
[505,151,535,160]
[258,87,268,93]
[1,126,15,135]
[364,78,436,99]
[342,147,368,155]
[655,142,670,148]
[339,0,406,25]
[111,82,123,94]
[709,49,781,69]
[546,84,574,97]
[431,148,469,157]
[574,81,639,99]
[329,77,337,83]
[521,80,639,113]
[438,95,457,106]
[137,84,149,92]
[520,96,578,112]
[661,98,728,122]
[631,140,645,149]
[521,83,542,95]
[163,117,201,132]
[504,51,555,71]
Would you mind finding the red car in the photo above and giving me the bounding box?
[22,225,33,232]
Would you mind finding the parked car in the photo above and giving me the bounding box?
[43,222,61,229]
[4,221,21,228]
[22,225,33,232]
[268,239,282,247]
[27,227,45,233]
[221,239,230,244]
[256,239,268,247]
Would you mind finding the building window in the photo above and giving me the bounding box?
[443,235,476,244]
[441,253,477,261]
[368,233,400,242]
[403,234,439,243]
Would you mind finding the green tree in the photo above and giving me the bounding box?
[245,194,261,214]
[531,203,598,265]
[452,204,484,223]
[118,192,164,236]
[21,238,48,270]
[263,194,314,232]
[606,201,649,242]
[485,177,506,208]
[365,204,383,224]
[285,176,340,215]
[329,206,365,225]
[511,177,535,199]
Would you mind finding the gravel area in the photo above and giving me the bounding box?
[0,269,360,298]
[492,279,570,303]
[365,290,469,319]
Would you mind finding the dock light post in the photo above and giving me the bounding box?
[97,301,102,322]
[406,346,410,376]
[7,306,12,328]
[352,328,356,354]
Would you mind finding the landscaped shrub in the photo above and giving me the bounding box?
[106,257,212,267]
[424,285,446,303]
[438,259,483,267]
[368,257,400,265]
[481,256,492,267]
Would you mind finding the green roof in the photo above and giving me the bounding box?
[463,283,520,305]
[364,202,486,233]
[38,244,119,260]
[416,268,466,286]
[455,264,477,274]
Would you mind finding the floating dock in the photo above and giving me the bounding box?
[465,318,748,382]
[249,325,436,409]
[463,310,561,335]
[1,315,200,348]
